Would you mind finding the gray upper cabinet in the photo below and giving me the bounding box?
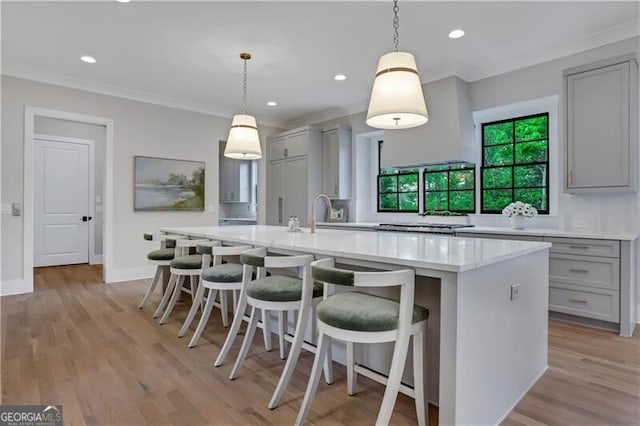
[564,55,638,193]
[322,126,351,199]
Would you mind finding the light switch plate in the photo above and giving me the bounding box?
[510,283,521,301]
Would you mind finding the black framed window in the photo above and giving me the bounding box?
[481,113,549,214]
[377,141,419,212]
[424,163,475,213]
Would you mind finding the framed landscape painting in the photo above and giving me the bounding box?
[134,156,205,211]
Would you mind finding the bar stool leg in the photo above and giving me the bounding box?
[277,311,287,360]
[294,332,331,425]
[178,281,206,337]
[229,306,260,380]
[159,275,185,324]
[214,286,248,367]
[189,289,218,348]
[139,266,161,309]
[220,290,229,327]
[346,341,357,395]
[323,340,334,385]
[375,333,411,425]
[153,273,178,318]
[413,331,427,426]
[262,309,273,352]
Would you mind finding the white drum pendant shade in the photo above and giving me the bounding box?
[366,51,428,130]
[224,114,262,159]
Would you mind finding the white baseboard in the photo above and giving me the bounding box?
[90,254,103,265]
[494,365,548,425]
[0,278,33,296]
[106,265,155,283]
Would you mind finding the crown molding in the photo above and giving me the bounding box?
[1,64,288,129]
[283,99,370,130]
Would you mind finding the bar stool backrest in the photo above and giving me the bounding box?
[197,244,253,266]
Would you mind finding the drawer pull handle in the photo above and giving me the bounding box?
[569,299,588,304]
[568,245,589,250]
[569,268,589,274]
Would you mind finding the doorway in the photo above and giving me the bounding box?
[33,135,96,267]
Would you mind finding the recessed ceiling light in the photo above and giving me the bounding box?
[267,101,277,107]
[334,74,346,81]
[448,29,465,39]
[80,55,96,64]
[116,0,131,3]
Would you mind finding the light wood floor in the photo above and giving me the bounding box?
[1,265,638,425]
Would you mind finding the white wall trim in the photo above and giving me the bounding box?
[24,106,114,295]
[107,265,155,284]
[0,279,32,297]
[33,134,97,267]
[3,65,286,129]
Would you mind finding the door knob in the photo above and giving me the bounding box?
[81,216,93,222]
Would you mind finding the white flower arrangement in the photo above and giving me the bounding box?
[502,201,538,218]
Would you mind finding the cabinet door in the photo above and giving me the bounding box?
[284,131,309,159]
[322,130,339,197]
[267,160,284,225]
[566,61,631,191]
[283,156,308,224]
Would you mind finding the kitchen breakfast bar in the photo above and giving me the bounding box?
[161,225,551,425]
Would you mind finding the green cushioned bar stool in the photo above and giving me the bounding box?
[177,243,254,348]
[296,258,429,426]
[154,238,214,324]
[139,232,187,309]
[215,248,331,410]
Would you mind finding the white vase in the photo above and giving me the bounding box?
[511,215,526,230]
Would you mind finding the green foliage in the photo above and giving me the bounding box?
[515,116,547,141]
[379,194,398,210]
[379,175,397,192]
[483,189,512,211]
[426,172,447,191]
[514,165,546,188]
[450,191,474,211]
[483,122,513,145]
[484,145,513,166]
[378,172,418,212]
[516,141,547,164]
[450,170,473,190]
[424,165,475,213]
[483,167,512,189]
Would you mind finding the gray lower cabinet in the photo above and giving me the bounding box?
[564,55,638,193]
[456,232,635,335]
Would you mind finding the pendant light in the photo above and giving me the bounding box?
[224,52,262,159]
[366,0,428,130]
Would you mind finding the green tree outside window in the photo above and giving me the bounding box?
[481,113,549,213]
[424,163,475,213]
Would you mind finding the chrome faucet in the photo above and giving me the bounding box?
[309,194,333,233]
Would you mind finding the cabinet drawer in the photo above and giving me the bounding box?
[543,237,619,257]
[549,254,619,290]
[549,284,619,323]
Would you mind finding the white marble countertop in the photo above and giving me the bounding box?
[455,226,639,241]
[161,225,550,273]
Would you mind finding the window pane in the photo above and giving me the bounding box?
[450,191,474,211]
[483,122,513,146]
[379,175,397,193]
[515,188,547,211]
[450,169,474,190]
[515,115,548,141]
[379,193,398,210]
[399,192,418,211]
[425,192,448,211]
[398,174,418,192]
[380,168,398,175]
[516,141,548,164]
[483,167,512,189]
[484,145,514,166]
[426,172,448,191]
[425,164,449,172]
[483,189,512,211]
[514,165,546,188]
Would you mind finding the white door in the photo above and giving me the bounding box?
[34,139,90,266]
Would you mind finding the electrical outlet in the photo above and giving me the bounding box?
[510,283,520,301]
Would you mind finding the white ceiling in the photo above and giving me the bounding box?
[2,1,639,128]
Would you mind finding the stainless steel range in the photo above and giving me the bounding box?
[374,223,474,234]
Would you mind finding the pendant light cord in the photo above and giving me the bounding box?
[242,57,248,114]
[392,0,399,52]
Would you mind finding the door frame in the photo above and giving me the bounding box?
[24,106,114,290]
[33,134,99,265]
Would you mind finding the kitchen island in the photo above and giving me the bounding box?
[162,225,551,425]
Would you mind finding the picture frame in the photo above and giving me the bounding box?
[134,156,205,211]
[327,205,348,223]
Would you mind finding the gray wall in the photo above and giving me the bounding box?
[34,117,106,257]
[1,75,280,286]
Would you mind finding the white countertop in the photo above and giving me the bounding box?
[318,221,638,241]
[456,226,639,241]
[219,217,258,222]
[161,225,550,273]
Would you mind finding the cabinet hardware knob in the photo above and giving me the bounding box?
[568,170,573,185]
